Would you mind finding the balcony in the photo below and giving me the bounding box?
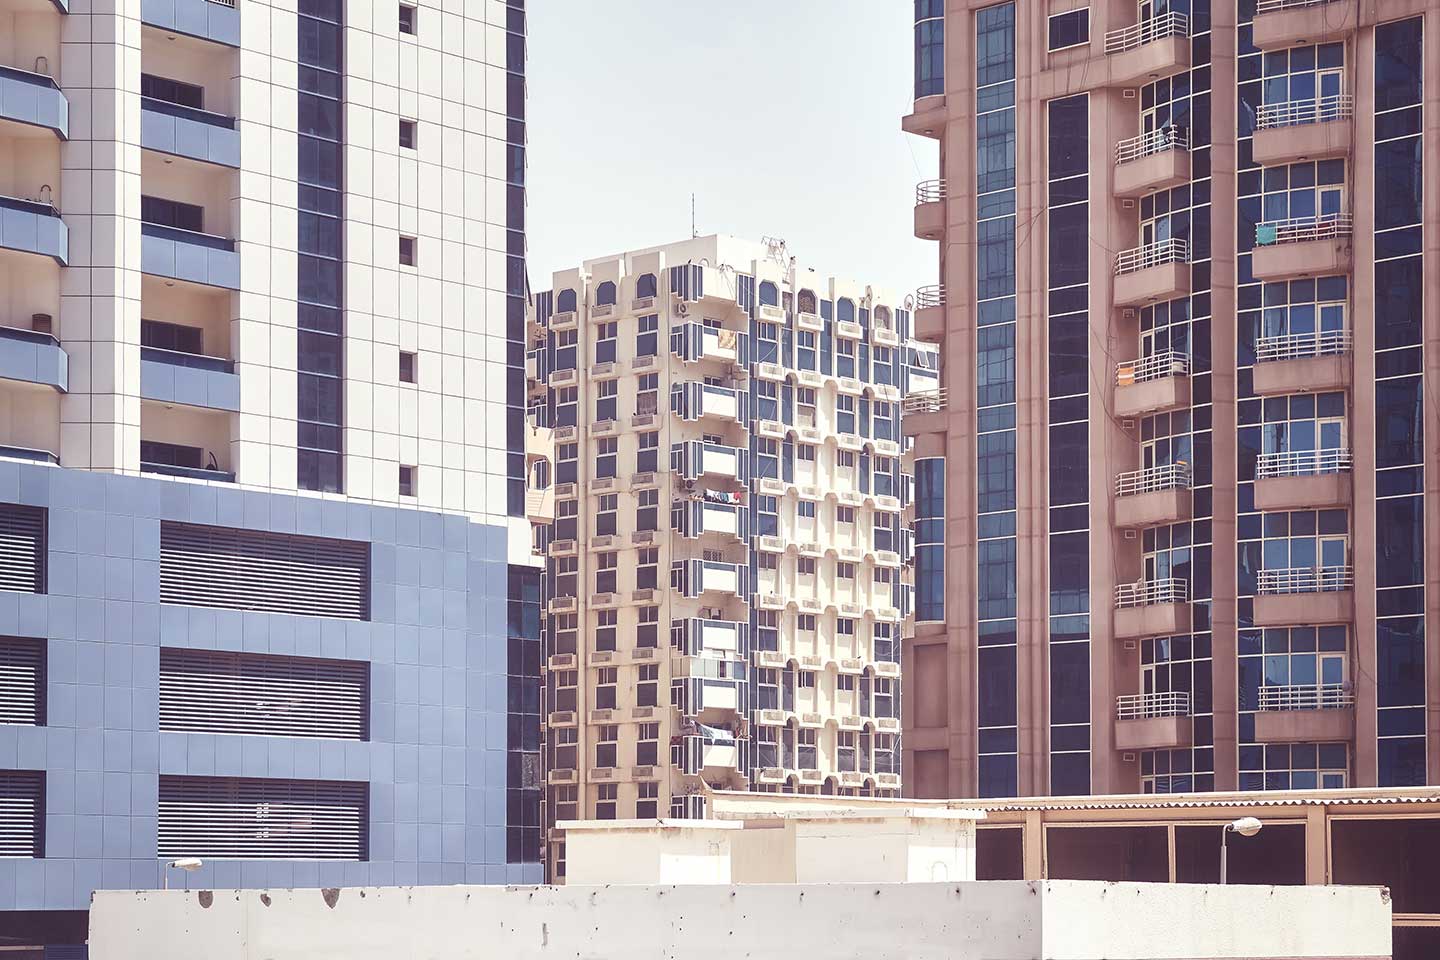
[671,439,749,485]
[901,388,947,438]
[1251,215,1352,282]
[141,0,240,47]
[671,729,746,777]
[672,617,747,658]
[1253,96,1354,165]
[0,65,68,139]
[1253,682,1355,743]
[0,325,66,392]
[670,321,749,368]
[913,284,944,343]
[1114,351,1189,417]
[0,445,58,466]
[671,558,748,600]
[673,676,746,722]
[140,346,239,411]
[1114,462,1191,529]
[902,94,946,140]
[672,495,748,542]
[1253,329,1351,396]
[1114,578,1189,639]
[1104,13,1189,86]
[1254,565,1353,627]
[1253,448,1351,511]
[141,97,240,168]
[1114,127,1190,199]
[670,381,747,425]
[1253,0,1357,50]
[141,222,239,290]
[1115,692,1192,750]
[0,195,66,265]
[141,461,235,483]
[1114,238,1189,306]
[914,179,946,241]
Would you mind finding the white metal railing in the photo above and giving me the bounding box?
[1255,213,1353,246]
[1116,691,1190,720]
[1104,11,1189,54]
[1115,125,1189,165]
[1255,328,1351,363]
[903,388,947,414]
[1115,350,1189,386]
[1115,461,1192,497]
[1115,237,1190,275]
[1115,578,1188,608]
[915,179,947,204]
[1257,565,1353,594]
[915,283,945,309]
[1257,0,1344,14]
[1258,682,1354,712]
[1255,448,1352,479]
[206,0,236,7]
[1256,94,1354,130]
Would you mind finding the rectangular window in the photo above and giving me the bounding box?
[595,379,618,421]
[158,776,367,860]
[159,649,368,740]
[595,322,617,364]
[141,195,204,233]
[636,374,660,417]
[595,783,617,819]
[637,604,659,647]
[142,318,206,355]
[637,722,660,767]
[595,668,617,710]
[595,724,618,768]
[637,431,659,473]
[636,490,659,533]
[399,235,417,266]
[596,494,618,536]
[0,504,46,594]
[636,548,659,590]
[0,637,44,726]
[0,771,43,857]
[595,551,617,594]
[636,314,659,356]
[399,118,417,149]
[1047,9,1089,50]
[398,3,416,34]
[399,350,417,383]
[595,438,618,478]
[637,663,659,707]
[398,465,416,497]
[594,610,617,652]
[636,781,659,818]
[141,73,205,109]
[160,522,370,620]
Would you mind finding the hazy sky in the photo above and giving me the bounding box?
[526,0,940,299]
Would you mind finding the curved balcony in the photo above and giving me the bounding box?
[0,194,67,265]
[1114,578,1189,639]
[1254,681,1356,743]
[1253,0,1357,51]
[913,284,945,343]
[1114,126,1190,199]
[0,64,68,139]
[1253,329,1351,396]
[140,96,240,168]
[1104,12,1189,86]
[0,325,67,392]
[1114,350,1189,417]
[914,179,946,241]
[1114,238,1189,306]
[1254,565,1353,627]
[1115,691,1191,750]
[1252,214,1353,281]
[901,387,947,438]
[1255,448,1351,509]
[1115,461,1191,529]
[1254,96,1354,165]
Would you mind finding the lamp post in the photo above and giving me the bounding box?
[164,857,204,890]
[1220,817,1262,884]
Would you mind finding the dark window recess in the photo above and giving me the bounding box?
[158,776,367,860]
[141,318,204,355]
[399,235,417,266]
[398,2,416,34]
[506,565,541,864]
[159,521,370,620]
[141,440,206,470]
[141,73,204,109]
[0,504,46,595]
[141,195,204,233]
[159,648,368,740]
[1047,9,1089,50]
[0,771,43,857]
[398,465,416,497]
[399,350,417,383]
[0,637,45,725]
[399,118,416,149]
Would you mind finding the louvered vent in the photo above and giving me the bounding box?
[160,523,370,620]
[158,776,367,860]
[0,638,44,726]
[0,770,44,857]
[0,504,45,595]
[160,649,367,740]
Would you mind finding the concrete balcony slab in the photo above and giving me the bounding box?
[1114,601,1189,639]
[1115,371,1189,418]
[1114,148,1190,199]
[1253,707,1355,744]
[1252,353,1350,397]
[914,199,944,241]
[1253,472,1351,512]
[1251,237,1352,282]
[1107,35,1189,87]
[1253,589,1353,627]
[901,94,946,140]
[1115,715,1192,751]
[1253,118,1353,166]
[901,409,947,438]
[1115,487,1190,529]
[1114,261,1189,307]
[1253,0,1356,50]
[913,304,944,343]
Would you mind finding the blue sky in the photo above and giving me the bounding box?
[526,0,939,299]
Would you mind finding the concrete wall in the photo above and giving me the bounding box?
[87,881,1392,960]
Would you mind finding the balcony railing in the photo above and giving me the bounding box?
[1257,0,1344,13]
[1256,94,1354,130]
[1116,461,1191,497]
[207,0,235,6]
[141,345,235,374]
[903,388,946,414]
[1115,350,1188,386]
[1115,578,1188,608]
[1116,690,1190,720]
[1255,328,1351,363]
[1255,214,1352,246]
[0,63,62,93]
[141,96,237,130]
[140,221,236,251]
[0,445,58,465]
[1255,448,1351,479]
[915,179,947,204]
[1115,125,1189,165]
[1257,565,1353,594]
[914,283,945,309]
[1258,682,1354,711]
[141,461,236,483]
[1104,11,1189,54]
[1115,237,1189,275]
[0,325,60,348]
[0,194,61,219]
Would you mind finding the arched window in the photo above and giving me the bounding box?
[837,298,856,323]
[556,289,577,313]
[874,305,893,329]
[759,280,779,307]
[636,273,657,299]
[596,281,617,306]
[797,289,818,314]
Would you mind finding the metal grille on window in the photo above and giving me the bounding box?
[0,637,44,726]
[158,776,367,860]
[160,649,367,739]
[0,504,45,594]
[0,770,44,857]
[159,522,370,620]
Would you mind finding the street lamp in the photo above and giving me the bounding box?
[163,857,203,890]
[1219,817,1262,885]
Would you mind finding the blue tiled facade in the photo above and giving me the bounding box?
[0,460,538,911]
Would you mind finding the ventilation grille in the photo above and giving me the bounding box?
[160,523,370,620]
[0,770,44,857]
[160,649,367,740]
[0,504,45,595]
[158,776,367,861]
[0,638,45,726]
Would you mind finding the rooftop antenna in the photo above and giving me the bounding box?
[691,193,697,238]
